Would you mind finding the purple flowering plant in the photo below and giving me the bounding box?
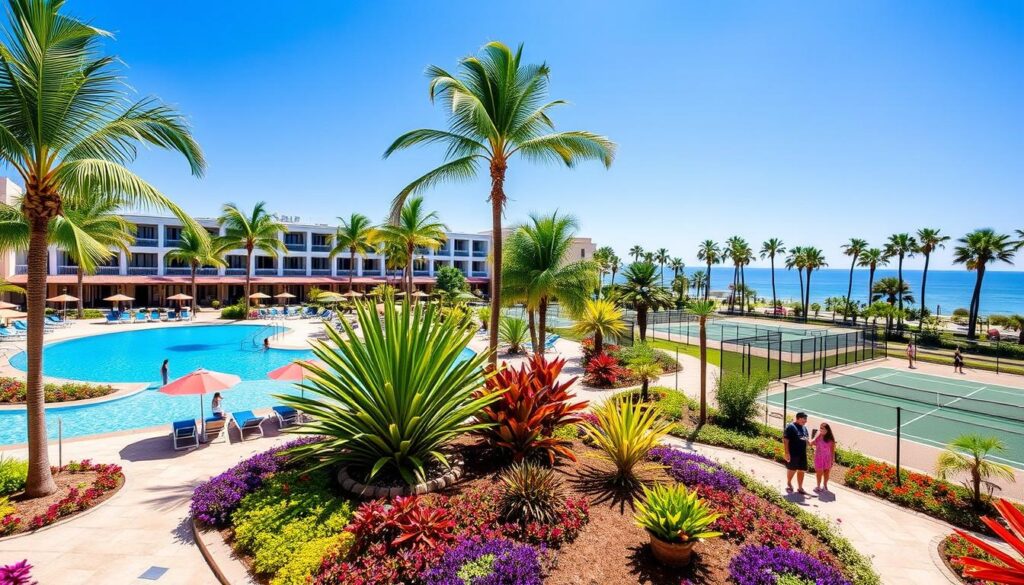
[728,545,851,585]
[423,536,544,585]
[0,560,35,585]
[649,447,742,493]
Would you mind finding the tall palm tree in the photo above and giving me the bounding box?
[384,42,615,367]
[872,277,915,305]
[608,254,621,297]
[688,299,717,425]
[916,228,950,329]
[953,229,1016,340]
[0,0,205,497]
[801,248,827,321]
[724,236,743,312]
[616,261,672,342]
[690,270,707,298]
[572,298,626,354]
[165,226,225,313]
[785,246,806,317]
[330,213,378,292]
[937,434,1016,509]
[502,211,596,347]
[217,202,286,316]
[841,238,868,323]
[734,240,753,315]
[377,196,448,296]
[629,245,645,262]
[858,248,889,306]
[669,257,685,303]
[760,238,786,314]
[696,240,721,301]
[654,247,669,287]
[593,245,615,297]
[885,233,918,329]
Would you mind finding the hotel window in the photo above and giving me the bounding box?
[363,258,380,272]
[255,256,276,269]
[336,257,353,270]
[136,225,156,240]
[227,255,246,269]
[129,253,157,268]
[311,257,330,270]
[284,257,305,270]
[164,226,182,243]
[581,249,585,259]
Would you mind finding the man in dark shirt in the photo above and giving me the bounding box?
[783,412,809,494]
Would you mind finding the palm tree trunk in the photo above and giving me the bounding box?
[770,256,777,315]
[638,306,648,342]
[527,309,538,351]
[406,243,414,296]
[487,160,507,368]
[897,255,904,329]
[190,264,198,313]
[244,247,253,318]
[797,269,805,318]
[699,316,708,425]
[538,297,548,353]
[594,328,603,354]
[868,266,876,306]
[805,270,813,322]
[610,267,617,296]
[76,268,84,319]
[740,265,746,315]
[919,253,931,330]
[967,267,984,340]
[25,215,57,497]
[845,256,856,323]
[349,248,355,292]
[705,261,711,301]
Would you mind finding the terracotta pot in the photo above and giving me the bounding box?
[647,531,694,566]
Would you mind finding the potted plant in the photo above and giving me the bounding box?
[634,483,721,566]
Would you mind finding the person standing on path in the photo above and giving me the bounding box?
[161,359,169,386]
[906,341,917,369]
[783,412,809,494]
[954,347,965,374]
[811,422,836,492]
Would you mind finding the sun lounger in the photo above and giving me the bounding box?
[302,306,317,319]
[180,309,191,321]
[135,311,148,323]
[171,419,198,450]
[106,312,119,324]
[167,310,177,321]
[229,410,266,441]
[0,327,24,341]
[203,416,226,443]
[271,405,299,428]
[269,308,280,318]
[119,312,132,324]
[45,315,70,328]
[151,310,161,321]
[13,319,50,333]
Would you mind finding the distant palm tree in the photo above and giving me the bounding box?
[654,247,670,286]
[785,246,806,317]
[643,251,655,263]
[801,247,827,321]
[858,248,889,306]
[593,245,615,296]
[841,238,868,323]
[617,262,672,342]
[688,299,717,425]
[724,236,743,312]
[916,228,950,329]
[629,245,645,262]
[690,270,707,298]
[735,240,753,314]
[872,277,915,305]
[217,202,287,316]
[760,238,786,314]
[573,298,626,353]
[330,213,378,292]
[937,434,1015,509]
[885,233,918,329]
[502,212,596,348]
[385,42,615,367]
[377,196,448,295]
[609,254,622,296]
[165,226,225,313]
[697,240,721,301]
[953,229,1016,339]
[669,257,685,303]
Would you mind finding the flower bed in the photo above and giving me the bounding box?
[0,460,123,537]
[0,377,116,404]
[580,341,680,389]
[938,533,996,585]
[729,545,851,585]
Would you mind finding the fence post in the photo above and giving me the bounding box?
[58,417,63,469]
[675,347,679,392]
[895,406,902,487]
[782,382,788,430]
[996,343,1001,374]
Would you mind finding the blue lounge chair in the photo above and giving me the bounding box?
[302,306,317,318]
[135,310,148,322]
[0,327,24,341]
[45,315,69,328]
[167,310,177,321]
[272,406,299,428]
[150,310,160,322]
[12,319,48,333]
[203,416,226,443]
[171,419,198,450]
[119,312,132,324]
[106,311,119,324]
[269,308,279,318]
[229,410,266,441]
[180,309,191,321]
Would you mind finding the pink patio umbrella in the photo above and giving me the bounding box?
[159,368,241,432]
[268,359,323,398]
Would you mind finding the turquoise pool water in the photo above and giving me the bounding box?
[1,325,474,445]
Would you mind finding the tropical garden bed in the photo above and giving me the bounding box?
[0,377,117,404]
[580,340,681,389]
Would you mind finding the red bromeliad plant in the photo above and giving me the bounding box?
[474,355,587,463]
[953,499,1024,584]
[584,352,626,387]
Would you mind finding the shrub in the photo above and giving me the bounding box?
[498,316,529,354]
[476,306,490,331]
[729,545,852,585]
[714,372,767,430]
[499,461,565,526]
[423,536,543,585]
[0,378,116,404]
[581,397,672,485]
[278,299,495,486]
[220,300,247,319]
[474,355,587,464]
[583,352,625,387]
[272,534,353,585]
[939,533,994,585]
[210,299,221,309]
[0,456,28,495]
[633,483,722,544]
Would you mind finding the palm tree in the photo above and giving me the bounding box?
[785,246,806,317]
[608,254,621,297]
[724,236,743,312]
[654,247,669,286]
[690,270,707,298]
[858,248,889,306]
[165,226,225,313]
[616,261,672,342]
[954,229,1016,339]
[0,0,205,497]
[760,238,786,314]
[841,238,868,323]
[502,211,597,348]
[688,299,717,425]
[696,240,721,301]
[937,434,1016,509]
[330,213,378,292]
[669,257,685,303]
[916,228,950,329]
[593,245,615,297]
[735,240,753,314]
[885,233,918,329]
[217,202,286,316]
[801,248,827,321]
[384,42,615,367]
[377,196,448,296]
[629,245,645,262]
[872,277,915,305]
[572,298,626,353]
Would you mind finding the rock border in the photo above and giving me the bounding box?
[337,456,465,498]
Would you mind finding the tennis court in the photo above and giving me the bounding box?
[652,318,835,343]
[767,367,1024,468]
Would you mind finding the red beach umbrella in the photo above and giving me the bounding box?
[268,359,323,398]
[159,368,241,427]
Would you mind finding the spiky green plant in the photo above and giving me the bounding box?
[498,315,530,354]
[581,398,672,486]
[499,461,566,526]
[634,483,722,543]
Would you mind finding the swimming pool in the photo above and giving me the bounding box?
[0,325,475,445]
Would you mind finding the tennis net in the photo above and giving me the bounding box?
[823,371,1024,424]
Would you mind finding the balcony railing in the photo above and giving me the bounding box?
[311,244,331,253]
[127,267,158,276]
[335,269,355,276]
[57,265,78,275]
[14,265,26,274]
[285,242,307,252]
[413,270,430,277]
[310,269,331,276]
[254,268,278,276]
[473,249,488,257]
[164,239,182,247]
[196,267,219,276]
[134,238,159,247]
[224,268,247,276]
[164,268,191,276]
[96,266,120,275]
[453,250,470,257]
[472,271,489,277]
[282,269,307,277]
[434,248,451,255]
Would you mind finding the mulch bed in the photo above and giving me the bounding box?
[3,466,124,536]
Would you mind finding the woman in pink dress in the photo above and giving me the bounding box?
[811,422,836,492]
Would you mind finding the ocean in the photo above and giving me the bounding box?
[609,267,1023,317]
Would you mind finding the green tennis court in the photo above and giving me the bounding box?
[652,319,833,343]
[767,367,1024,468]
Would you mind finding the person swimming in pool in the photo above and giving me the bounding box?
[263,337,270,350]
[161,359,169,386]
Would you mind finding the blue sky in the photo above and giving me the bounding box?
[13,1,1024,270]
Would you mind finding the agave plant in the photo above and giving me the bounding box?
[634,483,722,543]
[581,398,673,485]
[499,461,566,526]
[499,316,530,354]
[473,354,587,463]
[952,499,1024,584]
[277,298,497,485]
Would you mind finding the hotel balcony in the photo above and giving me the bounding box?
[134,238,159,247]
[472,271,488,277]
[224,268,247,276]
[310,269,331,276]
[164,239,182,248]
[285,242,306,252]
[282,269,307,277]
[127,267,158,276]
[14,265,26,274]
[57,266,78,275]
[254,268,278,276]
[453,249,470,257]
[311,244,331,253]
[96,266,120,275]
[473,249,488,257]
[413,270,430,277]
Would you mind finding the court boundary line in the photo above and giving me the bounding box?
[843,366,1024,401]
